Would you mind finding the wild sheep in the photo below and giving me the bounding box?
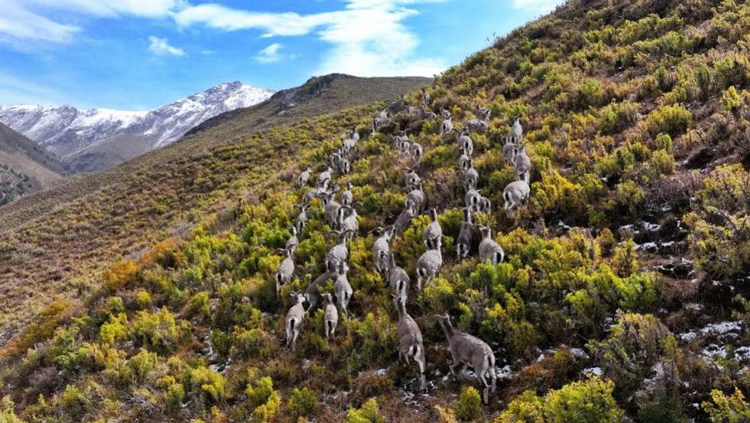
[297,166,312,186]
[285,292,307,351]
[384,252,410,302]
[464,160,479,191]
[458,130,474,156]
[326,230,351,268]
[456,208,474,261]
[334,261,353,315]
[441,116,454,139]
[422,87,431,106]
[286,226,299,257]
[337,206,359,238]
[421,107,437,120]
[406,182,426,214]
[318,167,333,188]
[466,107,491,134]
[465,186,482,211]
[341,182,354,206]
[477,196,492,213]
[478,226,504,265]
[275,247,295,296]
[295,205,309,234]
[502,136,520,164]
[305,267,338,311]
[416,240,442,291]
[322,293,338,339]
[394,200,417,234]
[511,116,523,139]
[372,226,395,273]
[320,191,342,229]
[409,139,424,165]
[503,180,530,218]
[373,112,390,133]
[458,149,471,173]
[405,169,421,191]
[423,208,442,250]
[394,294,426,389]
[436,313,497,404]
[512,144,532,183]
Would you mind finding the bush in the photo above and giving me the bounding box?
[600,101,639,135]
[164,383,186,413]
[103,260,140,292]
[287,388,319,419]
[702,388,750,423]
[587,313,671,395]
[645,104,692,137]
[129,349,157,382]
[544,377,623,423]
[0,397,24,423]
[497,377,622,423]
[61,384,91,419]
[130,307,186,354]
[454,386,482,421]
[135,290,152,309]
[722,86,742,111]
[684,165,750,279]
[189,366,226,404]
[344,398,384,423]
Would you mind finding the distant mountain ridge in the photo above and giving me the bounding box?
[0,123,64,206]
[0,82,274,173]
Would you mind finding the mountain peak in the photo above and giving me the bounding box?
[0,82,275,172]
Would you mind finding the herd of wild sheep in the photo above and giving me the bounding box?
[276,88,532,404]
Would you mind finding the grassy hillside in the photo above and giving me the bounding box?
[0,123,65,206]
[0,74,429,346]
[2,0,750,421]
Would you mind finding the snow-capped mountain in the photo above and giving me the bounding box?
[0,82,274,172]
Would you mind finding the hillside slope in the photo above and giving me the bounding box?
[0,123,64,206]
[3,0,750,421]
[0,74,429,344]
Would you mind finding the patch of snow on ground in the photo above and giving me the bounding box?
[583,367,603,376]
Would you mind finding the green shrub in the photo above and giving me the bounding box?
[587,313,671,394]
[645,104,692,137]
[130,307,186,354]
[702,388,750,423]
[0,397,24,423]
[287,388,319,418]
[189,366,226,403]
[654,133,672,152]
[498,377,622,423]
[722,86,743,111]
[129,349,157,382]
[454,386,482,421]
[684,165,750,279]
[61,384,91,419]
[135,290,152,309]
[164,383,186,413]
[344,398,384,423]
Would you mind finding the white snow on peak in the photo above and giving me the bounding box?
[0,82,275,158]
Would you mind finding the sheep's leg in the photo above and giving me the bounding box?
[286,320,294,348]
[292,326,301,351]
[415,346,426,390]
[448,355,461,377]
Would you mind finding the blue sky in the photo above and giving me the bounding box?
[0,0,563,110]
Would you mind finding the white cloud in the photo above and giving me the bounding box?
[511,0,563,14]
[0,0,80,43]
[174,0,447,77]
[0,0,447,77]
[148,36,185,56]
[254,43,291,64]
